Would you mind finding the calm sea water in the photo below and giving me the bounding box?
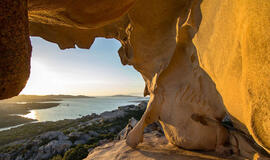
[21,96,148,122]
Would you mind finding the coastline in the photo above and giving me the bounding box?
[0,103,60,128]
[0,95,149,130]
[0,102,147,160]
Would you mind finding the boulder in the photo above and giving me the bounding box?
[117,117,138,140]
[100,110,127,121]
[68,132,82,138]
[39,131,68,141]
[87,131,99,137]
[35,140,72,160]
[74,140,86,145]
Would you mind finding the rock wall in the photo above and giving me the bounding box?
[0,0,31,99]
[0,0,269,157]
[193,0,270,153]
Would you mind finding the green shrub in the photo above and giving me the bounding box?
[63,130,71,135]
[68,136,78,143]
[62,145,89,160]
[50,155,62,160]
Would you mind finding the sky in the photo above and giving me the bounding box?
[20,37,145,96]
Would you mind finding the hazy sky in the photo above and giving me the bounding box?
[20,37,144,96]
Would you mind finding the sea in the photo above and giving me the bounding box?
[0,96,149,131]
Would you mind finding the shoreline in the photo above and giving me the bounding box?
[0,102,60,129]
[0,95,149,131]
[0,102,148,160]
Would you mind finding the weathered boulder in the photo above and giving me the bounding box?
[87,131,99,137]
[0,0,269,157]
[0,0,31,99]
[100,110,127,121]
[68,131,83,139]
[125,0,230,153]
[39,131,68,141]
[35,140,72,160]
[117,117,138,140]
[193,0,270,153]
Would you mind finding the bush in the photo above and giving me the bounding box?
[50,155,63,160]
[68,136,78,143]
[62,145,89,160]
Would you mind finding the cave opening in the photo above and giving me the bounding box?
[4,37,148,122]
[21,37,145,97]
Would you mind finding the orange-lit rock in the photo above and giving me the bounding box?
[85,132,245,160]
[193,0,270,153]
[0,0,269,158]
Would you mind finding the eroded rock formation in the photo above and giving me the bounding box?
[193,0,270,154]
[0,0,270,159]
[0,0,31,99]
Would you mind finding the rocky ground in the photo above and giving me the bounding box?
[85,132,239,160]
[0,101,147,160]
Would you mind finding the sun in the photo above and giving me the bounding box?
[20,59,62,95]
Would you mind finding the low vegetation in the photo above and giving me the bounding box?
[62,144,90,160]
[0,106,146,160]
[0,120,76,145]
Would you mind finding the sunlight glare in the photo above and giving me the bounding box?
[20,38,145,96]
[21,59,70,95]
[22,110,37,120]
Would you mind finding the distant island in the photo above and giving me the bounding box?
[44,95,95,99]
[110,95,143,98]
[0,94,95,103]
